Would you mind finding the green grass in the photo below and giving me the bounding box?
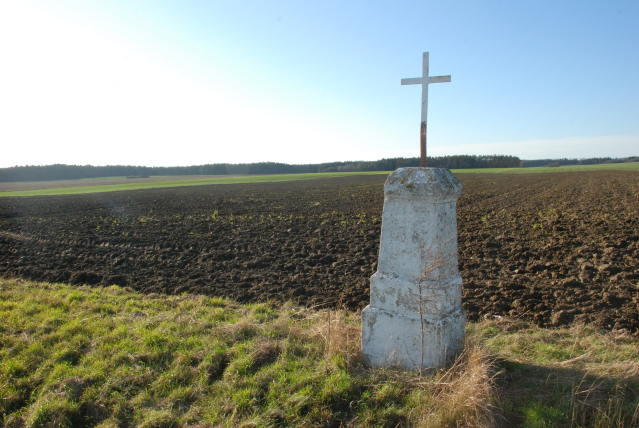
[78,176,129,181]
[78,175,189,181]
[469,319,639,427]
[452,162,639,174]
[0,172,391,197]
[1,278,638,427]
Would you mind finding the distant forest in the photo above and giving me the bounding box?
[519,156,639,167]
[0,155,637,182]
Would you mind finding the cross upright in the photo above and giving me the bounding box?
[401,52,451,167]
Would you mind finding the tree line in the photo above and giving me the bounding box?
[0,155,518,182]
[520,156,639,168]
[0,154,636,182]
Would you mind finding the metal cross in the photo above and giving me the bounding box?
[401,52,451,167]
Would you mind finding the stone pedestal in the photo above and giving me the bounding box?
[361,167,465,369]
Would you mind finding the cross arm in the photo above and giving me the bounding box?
[401,77,423,85]
[401,75,451,85]
[429,75,451,83]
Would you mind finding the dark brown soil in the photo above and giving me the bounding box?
[0,171,637,333]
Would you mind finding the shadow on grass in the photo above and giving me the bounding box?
[495,358,639,427]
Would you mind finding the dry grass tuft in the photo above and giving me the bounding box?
[314,308,362,367]
[412,342,499,428]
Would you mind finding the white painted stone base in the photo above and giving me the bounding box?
[361,306,465,369]
[361,167,465,370]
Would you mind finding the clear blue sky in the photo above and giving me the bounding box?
[1,0,637,168]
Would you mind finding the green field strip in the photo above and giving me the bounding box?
[452,162,639,174]
[78,175,180,181]
[78,176,129,180]
[0,171,392,197]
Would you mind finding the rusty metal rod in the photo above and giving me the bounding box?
[420,122,427,167]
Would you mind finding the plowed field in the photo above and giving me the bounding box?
[1,171,638,333]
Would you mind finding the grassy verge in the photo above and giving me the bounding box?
[1,278,638,427]
[470,320,639,427]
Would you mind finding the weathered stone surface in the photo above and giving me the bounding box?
[361,307,465,369]
[362,167,465,369]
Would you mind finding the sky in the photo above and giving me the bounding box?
[1,0,638,168]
